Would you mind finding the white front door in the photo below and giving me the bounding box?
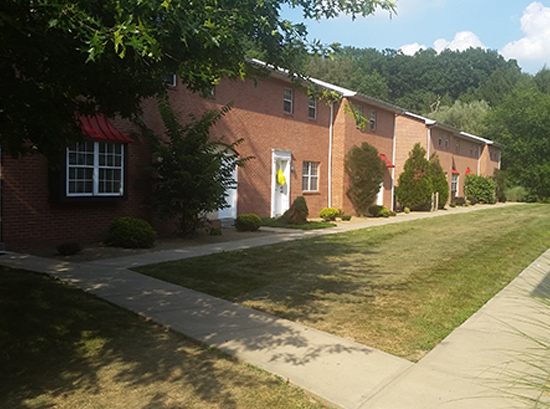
[219,157,238,220]
[376,182,384,206]
[271,149,291,217]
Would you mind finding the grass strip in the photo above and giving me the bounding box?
[138,204,550,361]
[0,268,330,409]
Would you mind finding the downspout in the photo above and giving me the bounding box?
[328,101,334,208]
[426,127,431,159]
[477,144,482,175]
[390,114,398,212]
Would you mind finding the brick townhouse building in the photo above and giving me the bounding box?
[1,63,501,251]
[395,112,502,200]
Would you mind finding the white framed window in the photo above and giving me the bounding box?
[445,136,449,148]
[438,132,442,147]
[370,110,377,131]
[67,141,124,197]
[283,88,293,113]
[308,97,317,119]
[470,144,474,157]
[451,173,459,195]
[455,140,460,153]
[302,161,319,191]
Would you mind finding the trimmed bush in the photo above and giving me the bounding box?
[209,227,222,236]
[235,214,261,232]
[465,174,496,204]
[368,205,390,217]
[105,217,157,248]
[340,214,352,221]
[319,207,340,221]
[56,241,83,256]
[452,197,466,207]
[404,207,411,214]
[282,196,309,225]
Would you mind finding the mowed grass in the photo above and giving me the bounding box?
[138,204,550,361]
[0,269,330,409]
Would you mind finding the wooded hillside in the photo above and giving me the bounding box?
[305,47,550,201]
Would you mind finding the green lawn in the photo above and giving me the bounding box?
[137,204,550,361]
[0,268,329,409]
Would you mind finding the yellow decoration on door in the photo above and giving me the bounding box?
[277,168,286,186]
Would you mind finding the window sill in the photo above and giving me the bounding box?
[302,191,321,195]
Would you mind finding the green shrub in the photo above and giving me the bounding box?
[452,197,466,207]
[105,217,157,248]
[209,227,222,236]
[368,205,390,217]
[389,211,397,217]
[234,214,261,232]
[56,241,83,256]
[282,196,309,225]
[429,155,449,208]
[345,142,385,216]
[465,174,496,204]
[449,202,456,208]
[493,169,507,202]
[340,214,352,221]
[404,207,411,214]
[396,144,433,210]
[319,207,340,221]
[505,186,527,202]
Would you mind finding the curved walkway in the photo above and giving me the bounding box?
[2,203,549,408]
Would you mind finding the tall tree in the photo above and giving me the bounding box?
[345,142,385,216]
[0,0,395,158]
[395,143,433,209]
[485,81,550,200]
[427,100,491,136]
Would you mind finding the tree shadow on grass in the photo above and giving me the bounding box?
[152,236,409,326]
[0,268,313,409]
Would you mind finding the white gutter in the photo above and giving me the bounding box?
[477,144,482,175]
[426,127,431,159]
[328,101,334,208]
[391,115,397,212]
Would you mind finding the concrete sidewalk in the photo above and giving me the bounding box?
[2,203,549,408]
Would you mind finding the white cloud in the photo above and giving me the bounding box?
[433,31,486,53]
[400,43,427,55]
[500,2,550,61]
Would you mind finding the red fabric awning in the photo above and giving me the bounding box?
[77,113,134,143]
[379,153,395,168]
[452,169,460,175]
[465,167,471,175]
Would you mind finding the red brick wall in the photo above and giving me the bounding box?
[2,126,153,251]
[331,97,396,214]
[149,76,333,218]
[394,115,428,183]
[479,145,501,176]
[428,128,484,199]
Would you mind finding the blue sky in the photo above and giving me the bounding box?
[281,0,550,74]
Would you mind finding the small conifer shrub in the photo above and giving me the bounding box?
[282,196,309,225]
[235,214,261,232]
